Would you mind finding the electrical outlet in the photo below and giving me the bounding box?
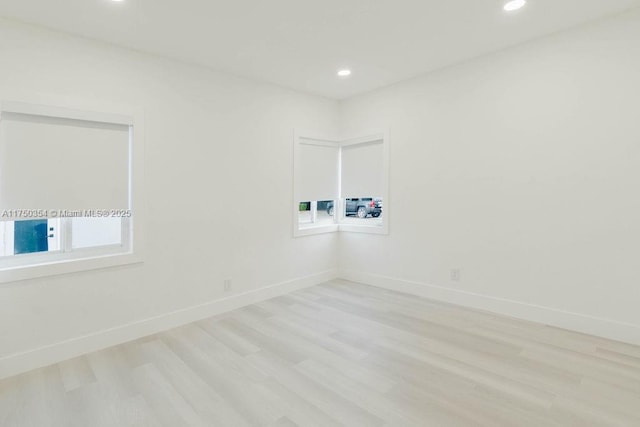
[224,278,232,292]
[450,269,461,282]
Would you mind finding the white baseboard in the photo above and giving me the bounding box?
[0,269,338,380]
[339,269,640,346]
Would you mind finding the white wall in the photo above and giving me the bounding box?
[339,9,640,343]
[0,18,339,375]
[3,7,640,378]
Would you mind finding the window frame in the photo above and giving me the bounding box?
[293,130,389,237]
[0,100,145,283]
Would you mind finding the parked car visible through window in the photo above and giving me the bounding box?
[327,198,382,218]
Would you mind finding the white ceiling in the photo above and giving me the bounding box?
[0,0,638,99]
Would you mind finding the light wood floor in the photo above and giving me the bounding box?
[2,280,640,426]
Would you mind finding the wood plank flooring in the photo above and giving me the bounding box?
[2,279,640,426]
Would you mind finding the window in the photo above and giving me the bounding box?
[293,131,388,236]
[0,219,60,257]
[297,200,336,230]
[315,200,336,225]
[71,217,124,249]
[298,201,312,225]
[293,136,340,236]
[0,101,143,283]
[339,138,386,231]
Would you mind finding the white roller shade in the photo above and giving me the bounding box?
[295,138,339,202]
[341,140,384,198]
[0,112,130,217]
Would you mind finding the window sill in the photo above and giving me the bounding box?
[339,223,389,235]
[0,252,143,284]
[294,224,339,237]
[294,222,389,237]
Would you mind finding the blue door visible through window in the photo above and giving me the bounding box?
[14,219,49,255]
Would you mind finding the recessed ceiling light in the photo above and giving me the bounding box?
[337,69,352,77]
[504,0,526,12]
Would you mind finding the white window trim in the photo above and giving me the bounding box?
[293,129,390,237]
[0,100,145,283]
